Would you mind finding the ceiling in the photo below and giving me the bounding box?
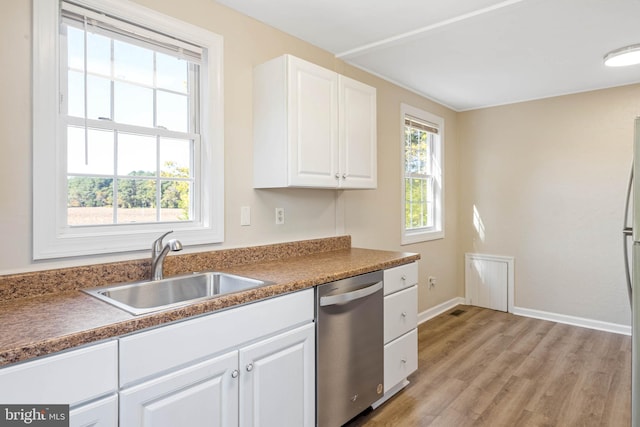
[216,0,640,111]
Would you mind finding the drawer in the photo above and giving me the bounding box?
[384,328,418,393]
[120,288,314,387]
[70,394,118,426]
[383,262,418,296]
[384,285,417,343]
[0,340,118,406]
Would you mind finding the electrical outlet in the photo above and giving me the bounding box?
[428,276,436,288]
[275,207,285,225]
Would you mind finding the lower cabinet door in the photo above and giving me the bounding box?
[120,350,238,427]
[239,323,315,427]
[70,394,118,427]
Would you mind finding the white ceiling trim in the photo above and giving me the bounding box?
[346,61,459,112]
[351,60,640,113]
[336,0,527,59]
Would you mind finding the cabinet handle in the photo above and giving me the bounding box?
[246,363,253,372]
[401,359,407,364]
[401,312,407,318]
[231,370,239,378]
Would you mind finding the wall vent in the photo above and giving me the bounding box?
[465,253,515,313]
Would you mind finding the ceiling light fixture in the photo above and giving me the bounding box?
[604,44,640,67]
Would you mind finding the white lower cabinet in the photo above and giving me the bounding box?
[239,323,314,427]
[69,394,118,427]
[120,351,238,427]
[119,289,315,427]
[374,262,419,408]
[383,329,418,393]
[120,323,315,427]
[0,340,118,427]
[383,286,418,343]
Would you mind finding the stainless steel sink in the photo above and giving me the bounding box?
[83,272,273,315]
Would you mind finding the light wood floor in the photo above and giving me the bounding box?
[346,305,631,427]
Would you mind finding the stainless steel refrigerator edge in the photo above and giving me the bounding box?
[624,117,640,427]
[316,270,384,427]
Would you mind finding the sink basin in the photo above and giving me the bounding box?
[84,272,273,315]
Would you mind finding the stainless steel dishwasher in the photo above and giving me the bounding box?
[316,270,384,427]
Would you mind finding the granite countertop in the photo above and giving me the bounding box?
[0,240,419,367]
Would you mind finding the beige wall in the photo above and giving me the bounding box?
[459,85,640,326]
[1,0,460,314]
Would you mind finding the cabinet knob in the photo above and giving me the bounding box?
[335,173,340,180]
[231,370,239,378]
[401,359,407,364]
[342,173,347,180]
[401,275,407,281]
[401,311,407,318]
[246,363,253,372]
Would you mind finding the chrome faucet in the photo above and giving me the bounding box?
[151,231,183,281]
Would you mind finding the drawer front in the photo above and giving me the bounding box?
[384,285,417,343]
[70,394,118,427]
[120,289,314,387]
[383,262,418,296]
[0,340,118,406]
[384,329,418,393]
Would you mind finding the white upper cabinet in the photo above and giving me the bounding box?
[287,57,339,188]
[253,55,377,189]
[338,75,377,189]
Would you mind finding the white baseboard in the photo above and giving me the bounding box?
[512,306,631,336]
[418,297,465,325]
[417,298,631,336]
[371,379,409,410]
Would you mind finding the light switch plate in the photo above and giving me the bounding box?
[241,206,251,226]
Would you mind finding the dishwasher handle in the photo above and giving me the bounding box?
[320,281,383,307]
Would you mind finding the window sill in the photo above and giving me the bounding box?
[401,230,444,245]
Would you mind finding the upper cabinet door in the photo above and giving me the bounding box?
[338,75,377,189]
[287,56,339,187]
[253,55,376,189]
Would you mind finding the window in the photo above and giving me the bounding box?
[33,0,224,259]
[401,104,444,244]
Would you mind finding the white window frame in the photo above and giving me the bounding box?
[401,103,444,245]
[33,0,224,259]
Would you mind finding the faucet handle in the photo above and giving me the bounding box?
[152,231,173,256]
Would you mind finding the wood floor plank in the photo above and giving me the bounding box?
[448,350,528,419]
[345,306,631,427]
[599,349,631,426]
[474,374,538,426]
